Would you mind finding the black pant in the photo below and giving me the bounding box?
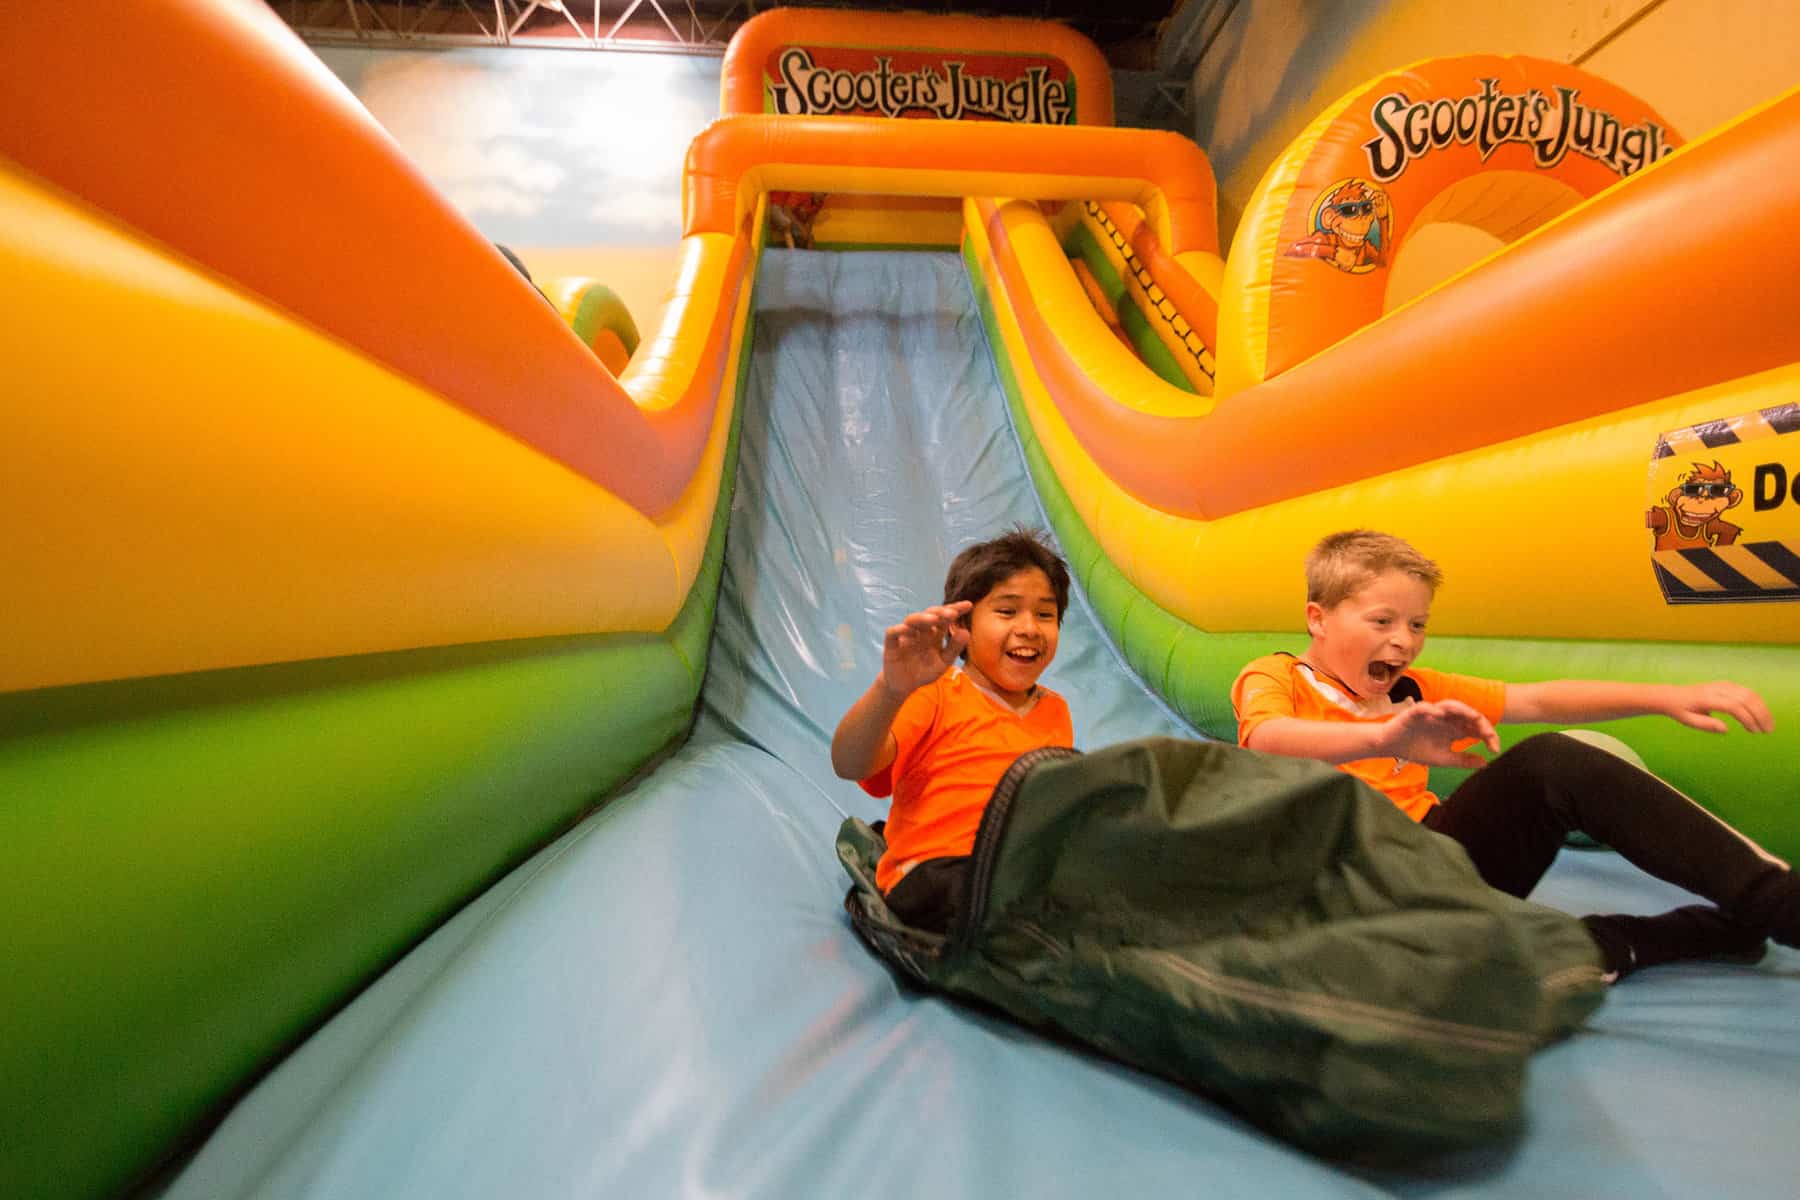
[1422,733,1798,970]
[884,855,972,935]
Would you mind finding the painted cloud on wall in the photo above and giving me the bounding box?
[319,46,721,245]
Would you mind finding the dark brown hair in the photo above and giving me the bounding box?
[942,525,1071,618]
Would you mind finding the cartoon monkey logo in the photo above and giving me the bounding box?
[1285,178,1393,274]
[1647,460,1744,550]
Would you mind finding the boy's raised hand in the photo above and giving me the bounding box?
[1663,681,1774,734]
[878,601,972,699]
[1380,700,1502,769]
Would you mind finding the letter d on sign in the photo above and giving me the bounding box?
[1754,462,1788,511]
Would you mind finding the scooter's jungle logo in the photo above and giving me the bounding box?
[764,46,1075,124]
[1361,78,1674,183]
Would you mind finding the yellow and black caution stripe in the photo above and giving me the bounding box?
[1652,401,1800,460]
[1650,402,1800,604]
[1653,543,1800,604]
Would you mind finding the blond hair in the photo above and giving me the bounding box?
[1306,530,1442,607]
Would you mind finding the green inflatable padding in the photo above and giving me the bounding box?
[0,295,755,1200]
[1060,220,1194,392]
[569,283,641,358]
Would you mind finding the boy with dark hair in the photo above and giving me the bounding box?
[1233,529,1799,981]
[832,527,1072,933]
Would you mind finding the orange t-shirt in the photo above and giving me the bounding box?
[861,668,1073,893]
[1231,653,1506,822]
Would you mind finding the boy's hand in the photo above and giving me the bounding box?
[1662,681,1774,734]
[1379,700,1501,769]
[878,602,972,699]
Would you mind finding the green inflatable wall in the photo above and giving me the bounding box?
[0,312,752,1200]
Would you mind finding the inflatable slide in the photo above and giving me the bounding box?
[2,5,1796,1198]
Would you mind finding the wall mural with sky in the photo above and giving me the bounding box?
[318,45,724,248]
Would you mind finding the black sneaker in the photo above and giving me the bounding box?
[1584,905,1766,983]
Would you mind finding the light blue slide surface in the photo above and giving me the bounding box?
[155,252,1798,1198]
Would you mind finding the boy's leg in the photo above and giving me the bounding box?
[1426,733,1799,969]
[882,856,972,935]
[1421,740,1570,898]
[1576,905,1765,981]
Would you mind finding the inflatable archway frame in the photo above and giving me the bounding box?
[720,8,1116,126]
[682,114,1218,250]
[1218,55,1684,395]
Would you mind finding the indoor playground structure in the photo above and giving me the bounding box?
[3,3,1798,1198]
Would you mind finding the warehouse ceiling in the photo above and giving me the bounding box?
[269,0,1186,68]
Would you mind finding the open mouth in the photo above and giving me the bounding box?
[1366,660,1403,687]
[1005,647,1041,665]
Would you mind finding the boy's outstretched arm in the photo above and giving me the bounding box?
[1502,680,1774,734]
[831,602,972,780]
[1247,701,1500,769]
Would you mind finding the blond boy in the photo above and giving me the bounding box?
[1233,530,1798,981]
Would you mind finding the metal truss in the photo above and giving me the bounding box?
[275,0,746,56]
[275,2,1181,66]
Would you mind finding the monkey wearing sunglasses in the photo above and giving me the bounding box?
[1648,460,1744,551]
[1285,178,1393,274]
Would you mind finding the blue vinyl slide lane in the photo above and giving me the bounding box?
[155,252,1798,1199]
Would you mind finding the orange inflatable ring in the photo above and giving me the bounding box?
[1218,55,1682,396]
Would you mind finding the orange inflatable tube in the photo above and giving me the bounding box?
[982,91,1800,518]
[683,115,1219,253]
[0,4,1208,523]
[0,0,733,520]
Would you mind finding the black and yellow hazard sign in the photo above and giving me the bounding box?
[1647,403,1800,604]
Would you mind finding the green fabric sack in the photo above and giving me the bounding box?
[838,737,1607,1160]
